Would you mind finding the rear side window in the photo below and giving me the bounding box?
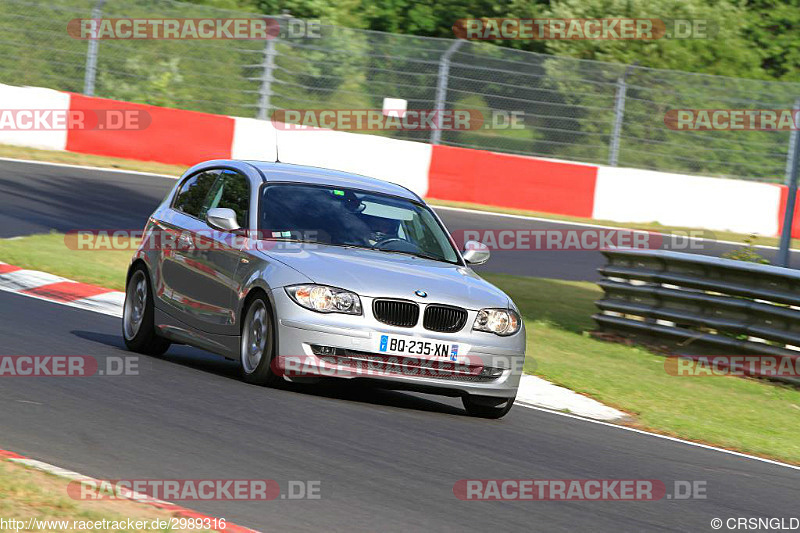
[173,170,218,219]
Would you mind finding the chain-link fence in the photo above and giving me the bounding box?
[2,0,800,182]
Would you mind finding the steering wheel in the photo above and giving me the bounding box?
[373,237,406,249]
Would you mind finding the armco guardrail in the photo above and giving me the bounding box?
[594,249,800,384]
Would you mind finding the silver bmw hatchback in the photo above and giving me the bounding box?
[123,160,525,418]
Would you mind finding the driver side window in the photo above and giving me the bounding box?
[173,170,219,219]
[206,170,250,229]
[173,169,250,228]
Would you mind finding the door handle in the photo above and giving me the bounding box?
[178,233,194,249]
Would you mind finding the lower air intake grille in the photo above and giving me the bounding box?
[423,304,468,333]
[373,299,419,328]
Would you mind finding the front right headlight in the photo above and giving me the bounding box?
[285,284,362,315]
[472,308,521,336]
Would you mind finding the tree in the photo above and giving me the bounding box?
[539,0,766,79]
[743,0,800,82]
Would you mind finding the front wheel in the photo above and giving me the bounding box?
[122,266,170,356]
[462,395,515,419]
[239,296,281,386]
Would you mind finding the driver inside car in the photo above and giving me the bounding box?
[365,215,401,246]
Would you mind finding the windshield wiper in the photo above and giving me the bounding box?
[371,247,449,264]
[261,237,454,264]
[263,239,376,252]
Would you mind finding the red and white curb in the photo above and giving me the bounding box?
[0,261,124,317]
[0,449,259,533]
[515,375,628,421]
[0,261,627,421]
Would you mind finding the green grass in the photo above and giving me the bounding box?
[0,232,133,291]
[2,233,800,464]
[0,459,213,532]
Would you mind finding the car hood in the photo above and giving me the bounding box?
[261,243,510,310]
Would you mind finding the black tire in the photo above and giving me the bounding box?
[462,395,515,419]
[239,294,281,387]
[122,265,171,356]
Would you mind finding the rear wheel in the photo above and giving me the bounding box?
[239,296,281,386]
[122,266,170,356]
[462,395,515,419]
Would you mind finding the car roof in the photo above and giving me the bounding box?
[245,161,421,201]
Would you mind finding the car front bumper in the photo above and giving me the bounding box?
[271,289,525,398]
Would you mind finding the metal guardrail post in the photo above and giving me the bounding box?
[256,37,278,120]
[777,98,800,267]
[431,40,464,145]
[82,0,106,96]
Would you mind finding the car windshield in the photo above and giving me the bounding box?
[259,183,460,264]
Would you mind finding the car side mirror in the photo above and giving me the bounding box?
[206,208,241,232]
[462,240,490,265]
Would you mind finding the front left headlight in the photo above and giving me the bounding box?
[285,284,362,315]
[473,308,521,336]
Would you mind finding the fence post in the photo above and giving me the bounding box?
[431,40,464,145]
[82,0,106,96]
[607,77,626,166]
[776,98,800,267]
[608,63,637,167]
[257,37,278,120]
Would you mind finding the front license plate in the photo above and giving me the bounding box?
[375,334,470,361]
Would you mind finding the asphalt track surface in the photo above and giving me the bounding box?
[1,159,799,531]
